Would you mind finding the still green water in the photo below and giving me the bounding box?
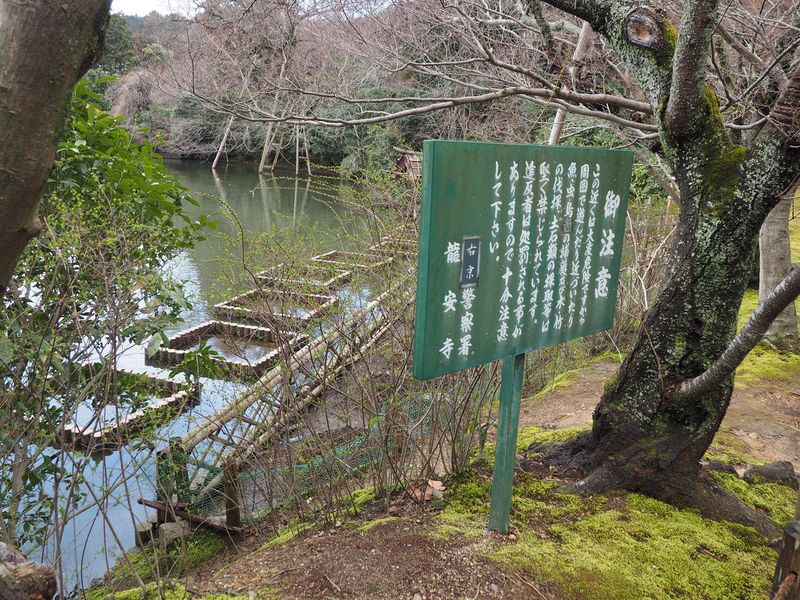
[166,160,371,310]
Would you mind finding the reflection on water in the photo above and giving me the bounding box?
[37,162,370,591]
[168,160,368,308]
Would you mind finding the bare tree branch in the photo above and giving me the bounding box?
[191,85,658,131]
[676,263,800,402]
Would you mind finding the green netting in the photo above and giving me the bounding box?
[168,392,458,524]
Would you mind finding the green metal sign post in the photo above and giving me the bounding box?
[413,140,634,533]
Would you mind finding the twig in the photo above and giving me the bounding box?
[513,572,548,599]
[324,574,341,592]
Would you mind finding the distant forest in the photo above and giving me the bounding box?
[98,6,632,176]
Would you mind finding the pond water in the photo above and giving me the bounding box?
[34,162,372,592]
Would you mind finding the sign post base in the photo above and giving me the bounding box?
[488,353,525,534]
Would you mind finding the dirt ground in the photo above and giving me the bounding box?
[189,359,799,598]
[193,508,557,599]
[724,385,800,469]
[516,359,800,471]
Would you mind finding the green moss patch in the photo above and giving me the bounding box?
[488,492,773,600]
[183,529,227,569]
[260,520,315,549]
[790,216,800,263]
[705,429,762,466]
[358,516,400,532]
[703,145,746,216]
[737,289,800,338]
[738,289,760,331]
[84,549,171,600]
[735,290,800,387]
[349,485,376,507]
[83,529,229,600]
[482,426,589,462]
[712,472,796,525]
[515,426,588,453]
[529,369,580,401]
[83,581,254,600]
[431,430,782,599]
[433,468,492,541]
[735,343,800,388]
[510,475,606,526]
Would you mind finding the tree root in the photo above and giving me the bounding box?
[521,434,781,540]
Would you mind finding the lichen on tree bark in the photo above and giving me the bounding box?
[536,0,800,534]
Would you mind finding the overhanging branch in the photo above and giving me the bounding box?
[191,85,657,131]
[676,264,800,402]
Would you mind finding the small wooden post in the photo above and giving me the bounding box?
[488,353,525,534]
[772,522,800,599]
[212,116,234,170]
[224,460,242,536]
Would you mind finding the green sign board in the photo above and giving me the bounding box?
[413,140,634,380]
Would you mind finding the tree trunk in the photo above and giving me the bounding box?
[0,542,57,600]
[294,123,301,176]
[554,141,772,530]
[212,115,234,170]
[548,22,592,145]
[258,120,276,173]
[259,60,288,173]
[527,0,800,536]
[541,118,800,536]
[304,127,312,175]
[0,0,111,292]
[271,131,285,171]
[760,190,799,347]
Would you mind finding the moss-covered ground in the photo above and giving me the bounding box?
[102,427,793,599]
[85,328,799,600]
[82,529,228,600]
[705,427,765,466]
[260,521,315,549]
[84,581,252,600]
[790,213,800,263]
[735,289,800,388]
[433,426,792,600]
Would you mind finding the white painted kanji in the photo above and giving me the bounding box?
[440,338,455,359]
[579,163,601,324]
[497,320,509,341]
[444,241,461,264]
[460,312,474,333]
[599,229,615,257]
[459,334,472,356]
[604,190,621,220]
[595,267,611,298]
[490,161,503,256]
[461,288,475,310]
[529,161,549,324]
[442,290,457,312]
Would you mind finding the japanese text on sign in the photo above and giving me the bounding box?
[413,140,634,380]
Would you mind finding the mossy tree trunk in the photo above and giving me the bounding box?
[539,0,800,532]
[0,0,111,293]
